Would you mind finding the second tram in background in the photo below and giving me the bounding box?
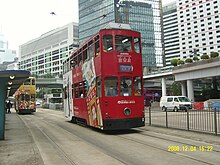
[63,23,145,130]
[14,77,36,114]
[42,88,63,109]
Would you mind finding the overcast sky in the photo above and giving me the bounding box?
[0,0,173,52]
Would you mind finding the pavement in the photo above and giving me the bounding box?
[0,111,43,165]
[1,109,220,165]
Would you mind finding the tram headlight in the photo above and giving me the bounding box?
[124,107,131,116]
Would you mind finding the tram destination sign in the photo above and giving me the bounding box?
[119,64,133,72]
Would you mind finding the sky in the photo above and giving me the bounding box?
[0,0,173,52]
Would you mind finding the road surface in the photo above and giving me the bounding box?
[2,108,220,165]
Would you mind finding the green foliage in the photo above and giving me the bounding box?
[185,58,193,63]
[193,56,199,61]
[201,54,209,60]
[170,59,178,66]
[210,52,219,58]
[36,89,45,98]
[169,82,182,96]
[202,89,220,100]
[177,60,184,65]
[43,73,55,78]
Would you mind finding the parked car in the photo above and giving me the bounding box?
[160,96,192,112]
[36,101,41,106]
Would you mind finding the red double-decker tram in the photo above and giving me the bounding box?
[63,23,145,130]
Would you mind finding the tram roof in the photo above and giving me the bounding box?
[101,22,131,30]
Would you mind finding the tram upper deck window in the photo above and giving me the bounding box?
[32,79,35,85]
[103,35,113,52]
[24,79,31,85]
[134,37,141,53]
[115,35,132,52]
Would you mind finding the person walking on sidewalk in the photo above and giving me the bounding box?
[6,100,12,113]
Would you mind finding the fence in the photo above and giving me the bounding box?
[145,106,220,135]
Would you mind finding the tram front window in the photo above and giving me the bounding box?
[115,35,132,52]
[134,37,141,53]
[20,94,31,101]
[103,35,113,52]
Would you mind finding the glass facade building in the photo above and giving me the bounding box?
[79,0,163,69]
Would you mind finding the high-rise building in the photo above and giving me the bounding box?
[0,33,16,64]
[177,0,220,59]
[162,1,180,67]
[79,0,163,71]
[19,22,79,78]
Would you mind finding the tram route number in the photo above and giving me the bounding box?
[168,145,213,152]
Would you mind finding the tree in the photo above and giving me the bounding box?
[177,60,184,65]
[169,82,182,95]
[170,59,178,66]
[201,54,209,60]
[193,56,199,61]
[185,58,193,63]
[210,52,219,58]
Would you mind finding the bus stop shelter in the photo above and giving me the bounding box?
[0,70,30,140]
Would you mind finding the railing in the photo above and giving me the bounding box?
[145,106,220,135]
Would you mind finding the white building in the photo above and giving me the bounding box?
[0,33,16,64]
[162,1,180,66]
[177,0,220,59]
[6,57,19,70]
[19,22,79,78]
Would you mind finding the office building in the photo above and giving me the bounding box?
[0,33,16,64]
[6,57,19,70]
[177,0,220,59]
[19,22,79,78]
[162,1,180,67]
[79,0,163,71]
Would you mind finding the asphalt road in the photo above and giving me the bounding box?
[2,108,220,165]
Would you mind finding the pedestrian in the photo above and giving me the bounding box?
[149,99,153,107]
[6,100,12,113]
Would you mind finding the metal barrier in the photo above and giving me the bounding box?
[145,107,220,135]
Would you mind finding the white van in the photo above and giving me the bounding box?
[160,96,192,112]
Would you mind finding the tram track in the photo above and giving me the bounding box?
[19,113,126,165]
[115,127,220,165]
[137,127,220,153]
[56,122,219,165]
[37,126,77,165]
[31,111,126,164]
[18,109,220,165]
[18,114,78,165]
